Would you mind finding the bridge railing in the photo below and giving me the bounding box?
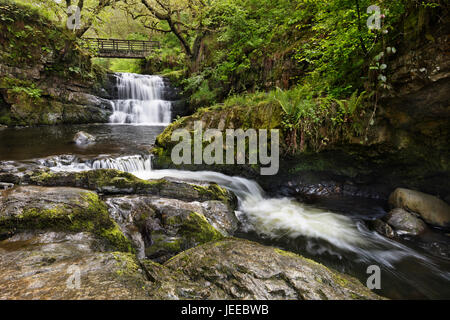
[82,38,160,54]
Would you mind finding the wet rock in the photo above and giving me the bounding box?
[383,208,428,236]
[28,169,237,207]
[0,161,43,185]
[369,219,396,239]
[106,195,237,262]
[0,186,132,252]
[36,155,79,167]
[73,131,95,146]
[389,188,450,228]
[0,231,149,300]
[145,239,383,300]
[0,182,14,190]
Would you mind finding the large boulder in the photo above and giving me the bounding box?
[0,231,150,300]
[384,208,428,236]
[0,186,132,252]
[0,235,383,300]
[106,195,238,262]
[145,239,383,300]
[389,188,450,228]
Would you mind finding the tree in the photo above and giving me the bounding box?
[24,0,119,37]
[65,0,119,37]
[123,0,211,71]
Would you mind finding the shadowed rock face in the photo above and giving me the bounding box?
[144,239,383,300]
[106,195,239,262]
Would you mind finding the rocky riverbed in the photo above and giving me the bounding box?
[0,166,382,300]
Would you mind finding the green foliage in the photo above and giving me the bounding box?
[1,77,42,100]
[183,75,218,108]
[93,58,143,74]
[10,85,42,99]
[293,0,407,96]
[180,0,303,108]
[215,83,372,153]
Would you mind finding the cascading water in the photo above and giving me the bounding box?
[131,169,450,298]
[46,154,152,173]
[109,73,172,125]
[46,159,450,298]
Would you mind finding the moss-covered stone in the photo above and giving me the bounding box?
[144,238,384,300]
[0,231,150,299]
[0,186,133,252]
[145,211,224,262]
[180,212,224,242]
[28,169,237,206]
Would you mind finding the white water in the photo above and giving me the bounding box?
[47,156,450,288]
[133,168,450,296]
[109,73,172,125]
[48,155,152,173]
[131,170,426,263]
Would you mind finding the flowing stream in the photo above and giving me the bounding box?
[1,72,449,299]
[43,155,450,299]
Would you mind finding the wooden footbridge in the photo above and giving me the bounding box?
[83,38,160,59]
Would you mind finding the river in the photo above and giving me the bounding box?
[0,73,449,299]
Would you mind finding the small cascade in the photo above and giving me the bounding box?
[110,73,172,125]
[44,154,152,173]
[92,155,152,172]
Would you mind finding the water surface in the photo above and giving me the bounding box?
[0,124,165,161]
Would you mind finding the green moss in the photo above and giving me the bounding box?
[193,184,234,206]
[146,212,224,259]
[145,234,183,257]
[0,191,133,252]
[112,252,141,277]
[30,169,165,194]
[180,212,224,243]
[274,248,301,259]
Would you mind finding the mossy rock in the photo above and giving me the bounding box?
[0,186,132,252]
[28,168,237,206]
[144,238,384,300]
[0,231,149,299]
[145,211,224,262]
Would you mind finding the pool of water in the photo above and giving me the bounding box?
[0,124,165,161]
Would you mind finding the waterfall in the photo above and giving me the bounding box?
[46,154,152,173]
[92,155,152,172]
[109,73,172,125]
[45,157,434,266]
